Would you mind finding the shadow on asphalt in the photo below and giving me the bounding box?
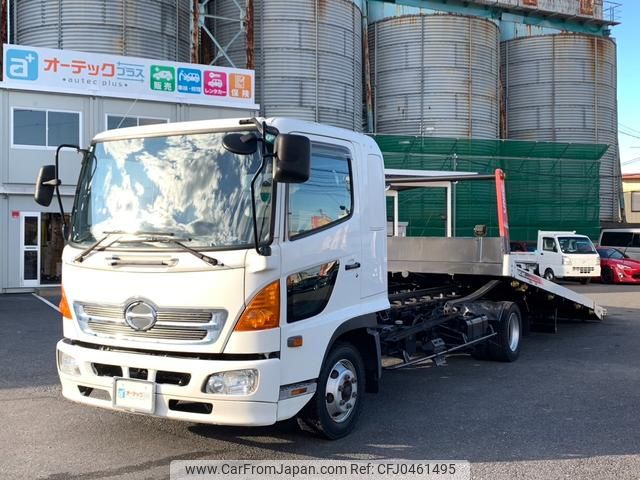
[0,294,62,389]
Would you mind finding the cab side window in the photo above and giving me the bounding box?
[543,237,557,252]
[287,144,353,239]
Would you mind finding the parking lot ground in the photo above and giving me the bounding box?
[1,284,639,480]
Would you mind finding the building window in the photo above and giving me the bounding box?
[631,192,640,212]
[12,108,80,148]
[106,115,168,130]
[287,144,353,239]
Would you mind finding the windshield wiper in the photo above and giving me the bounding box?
[74,231,124,263]
[159,238,223,267]
[74,231,223,267]
[114,231,223,267]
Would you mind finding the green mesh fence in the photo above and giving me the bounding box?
[374,136,609,242]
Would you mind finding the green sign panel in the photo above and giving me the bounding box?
[150,65,175,92]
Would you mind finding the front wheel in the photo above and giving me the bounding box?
[299,342,365,440]
[580,278,591,285]
[543,269,556,282]
[602,267,614,284]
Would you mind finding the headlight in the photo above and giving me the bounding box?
[618,264,632,271]
[204,369,259,395]
[562,256,572,265]
[58,350,81,376]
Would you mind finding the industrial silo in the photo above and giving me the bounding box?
[211,0,363,131]
[502,34,620,221]
[369,14,500,138]
[13,0,191,62]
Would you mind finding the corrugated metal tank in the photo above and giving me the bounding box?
[212,0,363,131]
[369,14,500,138]
[502,34,620,221]
[14,0,191,62]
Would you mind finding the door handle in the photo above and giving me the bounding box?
[345,262,361,271]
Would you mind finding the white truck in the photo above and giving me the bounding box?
[34,118,604,439]
[511,231,600,283]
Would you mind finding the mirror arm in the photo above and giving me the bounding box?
[250,156,271,258]
[246,121,275,257]
[55,144,82,241]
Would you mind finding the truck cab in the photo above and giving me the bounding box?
[535,231,600,282]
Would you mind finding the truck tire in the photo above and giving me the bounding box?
[543,269,555,282]
[299,342,365,440]
[488,302,522,362]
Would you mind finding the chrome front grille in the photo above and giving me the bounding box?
[81,304,213,323]
[74,301,227,345]
[572,267,595,274]
[87,322,207,341]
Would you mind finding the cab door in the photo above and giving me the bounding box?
[278,138,362,386]
[540,236,559,274]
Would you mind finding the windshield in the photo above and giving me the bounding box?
[600,248,628,260]
[558,237,596,254]
[71,131,273,249]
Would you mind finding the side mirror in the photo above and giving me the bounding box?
[273,134,311,184]
[34,165,58,206]
[222,132,258,155]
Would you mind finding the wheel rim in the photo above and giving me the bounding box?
[508,312,520,352]
[545,270,554,280]
[325,359,358,423]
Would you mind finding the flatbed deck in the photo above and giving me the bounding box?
[387,235,605,320]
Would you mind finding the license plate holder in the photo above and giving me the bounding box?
[112,377,155,414]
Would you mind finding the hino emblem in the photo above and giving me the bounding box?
[124,301,157,331]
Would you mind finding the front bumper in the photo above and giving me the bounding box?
[613,267,640,284]
[56,339,282,426]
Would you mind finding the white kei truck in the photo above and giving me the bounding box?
[511,231,601,283]
[34,118,604,439]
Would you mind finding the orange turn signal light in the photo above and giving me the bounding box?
[234,281,280,331]
[287,336,303,348]
[59,286,73,320]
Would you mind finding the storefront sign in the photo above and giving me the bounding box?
[1,44,258,109]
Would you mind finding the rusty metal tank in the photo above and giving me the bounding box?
[13,0,191,61]
[502,34,620,221]
[211,0,364,131]
[368,13,500,138]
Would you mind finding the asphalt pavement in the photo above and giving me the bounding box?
[1,285,639,480]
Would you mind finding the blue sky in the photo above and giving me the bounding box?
[615,2,640,173]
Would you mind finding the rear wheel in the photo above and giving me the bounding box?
[544,269,555,282]
[299,342,365,440]
[488,302,522,362]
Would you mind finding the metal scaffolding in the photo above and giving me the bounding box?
[198,0,247,68]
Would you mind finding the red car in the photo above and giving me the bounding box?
[596,247,640,284]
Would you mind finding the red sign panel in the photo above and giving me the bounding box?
[495,169,510,252]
